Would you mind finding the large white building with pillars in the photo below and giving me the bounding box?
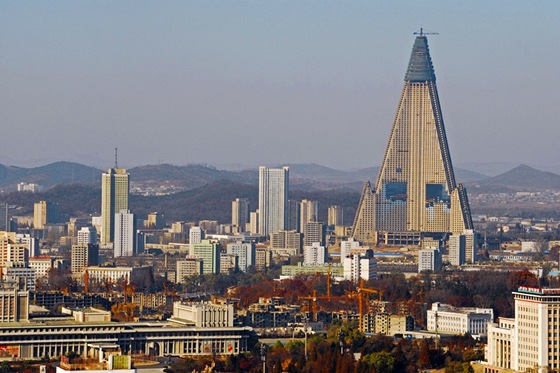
[0,301,253,360]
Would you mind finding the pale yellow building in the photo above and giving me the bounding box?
[352,34,472,245]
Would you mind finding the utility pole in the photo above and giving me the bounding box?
[260,344,267,373]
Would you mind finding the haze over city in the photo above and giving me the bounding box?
[1,1,559,173]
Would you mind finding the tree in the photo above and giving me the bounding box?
[361,351,395,373]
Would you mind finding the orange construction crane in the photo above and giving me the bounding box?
[346,280,383,332]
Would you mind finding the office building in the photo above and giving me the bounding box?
[190,240,220,275]
[71,244,99,273]
[352,34,473,245]
[258,166,289,236]
[231,198,250,233]
[487,286,560,372]
[464,229,476,263]
[328,205,343,227]
[113,210,136,257]
[220,253,238,274]
[0,202,9,232]
[299,199,318,233]
[418,247,442,273]
[248,210,259,234]
[0,301,252,359]
[100,167,129,245]
[427,302,493,336]
[226,242,255,272]
[176,257,203,283]
[343,250,377,283]
[255,247,271,271]
[0,283,29,322]
[28,256,56,278]
[0,232,29,273]
[303,242,327,265]
[448,234,466,266]
[146,212,165,229]
[340,237,362,260]
[303,221,325,247]
[286,200,300,232]
[270,230,302,251]
[189,226,204,250]
[33,200,58,229]
[77,227,97,245]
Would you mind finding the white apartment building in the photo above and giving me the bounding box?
[327,205,343,227]
[226,242,255,272]
[343,251,377,283]
[28,256,55,278]
[189,227,203,247]
[114,210,136,257]
[418,248,442,273]
[340,237,361,259]
[176,257,203,283]
[303,242,327,265]
[258,166,289,236]
[77,227,98,245]
[427,302,493,336]
[448,234,466,266]
[299,199,318,233]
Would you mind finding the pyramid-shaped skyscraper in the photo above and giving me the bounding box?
[352,34,473,245]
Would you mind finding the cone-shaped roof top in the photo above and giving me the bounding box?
[404,36,436,82]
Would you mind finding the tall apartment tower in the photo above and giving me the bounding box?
[299,199,318,233]
[352,33,473,245]
[0,202,10,232]
[231,198,250,232]
[113,210,136,257]
[71,244,99,273]
[33,200,57,229]
[101,168,129,245]
[258,166,289,237]
[328,205,344,227]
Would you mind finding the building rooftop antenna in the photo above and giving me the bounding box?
[115,148,118,169]
[414,27,439,37]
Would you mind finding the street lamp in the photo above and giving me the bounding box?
[338,330,345,355]
[260,344,268,373]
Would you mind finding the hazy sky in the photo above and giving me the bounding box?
[1,1,559,172]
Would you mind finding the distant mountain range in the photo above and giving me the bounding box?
[0,161,559,194]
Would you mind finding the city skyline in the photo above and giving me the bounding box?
[0,2,559,172]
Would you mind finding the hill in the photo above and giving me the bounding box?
[0,162,101,190]
[472,164,560,191]
[5,180,360,225]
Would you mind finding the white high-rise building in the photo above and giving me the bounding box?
[299,199,318,233]
[418,248,442,273]
[343,250,377,283]
[303,242,327,266]
[77,227,98,245]
[189,227,204,253]
[448,234,466,266]
[226,242,255,272]
[258,166,289,237]
[231,198,250,233]
[113,210,136,257]
[101,168,129,245]
[328,205,343,227]
[340,238,361,260]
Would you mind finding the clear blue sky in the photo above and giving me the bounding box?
[1,1,559,173]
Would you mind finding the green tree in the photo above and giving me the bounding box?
[362,351,395,373]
